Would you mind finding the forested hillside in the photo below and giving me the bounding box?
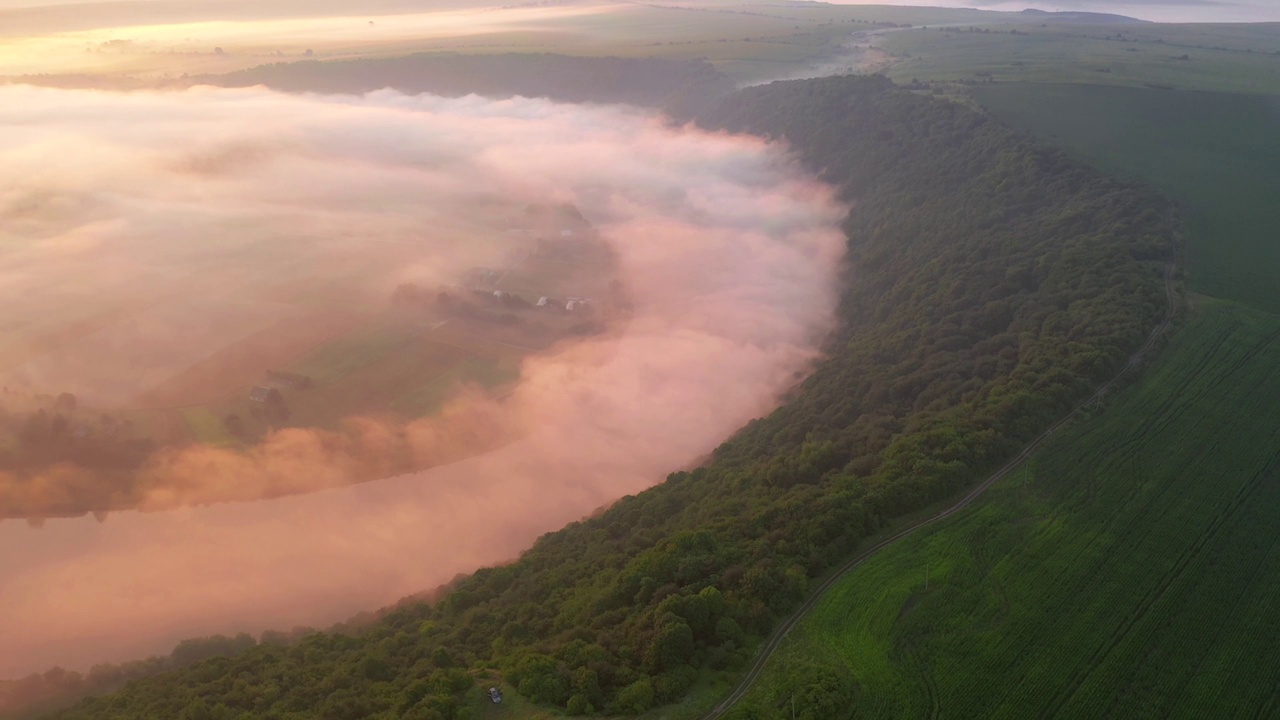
[39,75,1174,720]
[201,53,734,119]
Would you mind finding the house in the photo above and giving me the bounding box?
[248,386,272,403]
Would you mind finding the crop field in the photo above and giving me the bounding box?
[733,298,1280,719]
[882,24,1280,94]
[972,83,1280,314]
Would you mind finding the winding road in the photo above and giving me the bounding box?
[702,260,1178,719]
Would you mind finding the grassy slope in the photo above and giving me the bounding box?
[732,74,1280,720]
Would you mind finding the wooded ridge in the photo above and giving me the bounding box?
[20,73,1174,720]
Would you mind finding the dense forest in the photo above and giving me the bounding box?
[21,74,1174,720]
[200,53,734,119]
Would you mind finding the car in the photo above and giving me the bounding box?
[489,687,503,704]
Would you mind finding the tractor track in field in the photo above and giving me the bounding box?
[701,260,1177,720]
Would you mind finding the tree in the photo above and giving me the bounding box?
[612,677,655,715]
[20,409,50,446]
[264,389,291,424]
[223,414,246,438]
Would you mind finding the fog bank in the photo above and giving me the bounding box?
[0,85,846,678]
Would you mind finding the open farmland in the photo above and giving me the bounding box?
[732,298,1280,719]
[972,83,1280,313]
[881,23,1280,94]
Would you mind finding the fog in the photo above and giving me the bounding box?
[0,85,846,678]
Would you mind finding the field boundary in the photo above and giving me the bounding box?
[701,260,1177,719]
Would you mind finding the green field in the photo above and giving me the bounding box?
[289,321,418,383]
[733,298,1280,719]
[181,407,234,447]
[972,83,1280,314]
[391,353,521,417]
[883,24,1280,94]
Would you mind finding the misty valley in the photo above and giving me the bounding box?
[0,75,847,692]
[1,2,1279,720]
[0,186,625,519]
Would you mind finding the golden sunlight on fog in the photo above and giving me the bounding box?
[0,5,619,77]
[0,85,846,676]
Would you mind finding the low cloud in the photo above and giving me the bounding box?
[0,85,845,678]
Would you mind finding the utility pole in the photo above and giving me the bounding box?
[791,694,796,720]
[925,557,929,590]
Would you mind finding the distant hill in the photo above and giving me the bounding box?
[1020,8,1148,24]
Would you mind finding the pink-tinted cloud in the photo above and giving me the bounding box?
[0,85,846,678]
